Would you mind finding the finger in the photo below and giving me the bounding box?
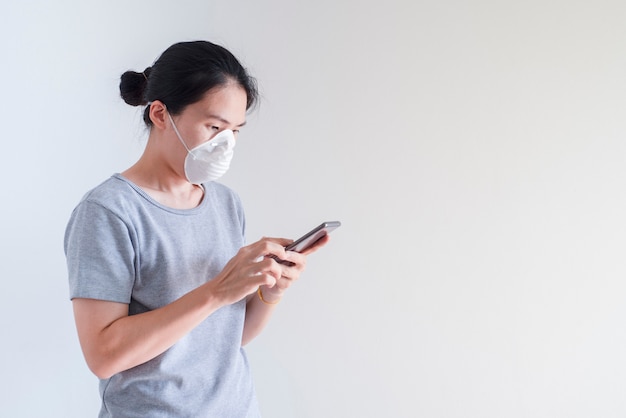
[281,250,306,272]
[260,236,293,247]
[254,257,285,286]
[274,260,306,289]
[271,277,292,292]
[253,238,288,261]
[256,272,278,288]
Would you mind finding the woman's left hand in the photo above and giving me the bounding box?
[259,234,331,300]
[243,234,331,345]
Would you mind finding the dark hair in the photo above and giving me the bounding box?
[119,41,258,126]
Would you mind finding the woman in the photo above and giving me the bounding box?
[64,40,328,417]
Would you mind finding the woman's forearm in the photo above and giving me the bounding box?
[242,288,282,346]
[73,281,224,379]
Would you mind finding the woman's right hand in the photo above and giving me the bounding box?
[205,237,292,306]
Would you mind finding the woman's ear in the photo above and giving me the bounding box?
[148,100,168,130]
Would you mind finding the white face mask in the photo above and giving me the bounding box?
[167,112,236,184]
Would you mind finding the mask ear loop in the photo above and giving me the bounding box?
[166,111,195,157]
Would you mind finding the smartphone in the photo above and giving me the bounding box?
[285,221,341,253]
[272,221,341,265]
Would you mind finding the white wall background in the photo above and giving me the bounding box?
[1,1,625,417]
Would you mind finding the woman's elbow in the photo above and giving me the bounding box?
[83,351,118,380]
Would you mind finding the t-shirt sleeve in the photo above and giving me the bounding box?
[64,199,136,303]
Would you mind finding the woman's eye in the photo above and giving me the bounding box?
[211,126,220,131]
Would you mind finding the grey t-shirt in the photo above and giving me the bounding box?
[64,174,260,417]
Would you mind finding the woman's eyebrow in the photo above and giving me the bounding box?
[206,114,247,127]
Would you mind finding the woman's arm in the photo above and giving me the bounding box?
[73,283,221,379]
[73,239,286,379]
[242,287,282,346]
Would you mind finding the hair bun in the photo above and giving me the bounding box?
[119,67,150,106]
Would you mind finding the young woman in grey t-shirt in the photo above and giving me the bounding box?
[65,40,329,417]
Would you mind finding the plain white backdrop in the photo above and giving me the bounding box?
[1,1,625,417]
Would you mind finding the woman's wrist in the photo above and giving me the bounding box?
[257,287,283,305]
